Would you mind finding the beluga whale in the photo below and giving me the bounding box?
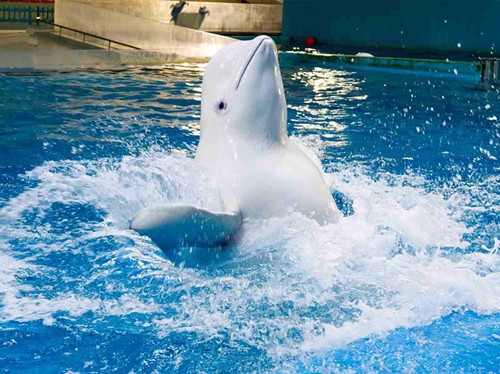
[130,35,341,249]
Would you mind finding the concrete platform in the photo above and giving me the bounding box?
[0,29,96,51]
[0,48,203,72]
[0,27,226,72]
[0,28,227,71]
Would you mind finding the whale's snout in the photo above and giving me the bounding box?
[255,35,274,47]
[247,35,275,52]
[235,36,277,90]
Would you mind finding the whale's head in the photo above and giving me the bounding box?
[199,36,287,144]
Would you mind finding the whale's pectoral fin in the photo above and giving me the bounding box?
[130,203,242,249]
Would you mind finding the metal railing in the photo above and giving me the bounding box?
[0,5,53,24]
[479,57,499,85]
[36,18,141,50]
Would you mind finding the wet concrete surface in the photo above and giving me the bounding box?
[0,28,98,51]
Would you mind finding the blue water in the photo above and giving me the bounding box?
[0,57,499,373]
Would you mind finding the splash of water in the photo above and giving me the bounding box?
[0,142,498,369]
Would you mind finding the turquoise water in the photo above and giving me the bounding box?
[0,57,499,372]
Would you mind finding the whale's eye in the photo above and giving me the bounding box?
[215,100,227,113]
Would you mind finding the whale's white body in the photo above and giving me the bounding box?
[196,35,339,224]
[130,36,340,248]
[197,136,339,224]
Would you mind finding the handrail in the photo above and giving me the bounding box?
[37,18,141,50]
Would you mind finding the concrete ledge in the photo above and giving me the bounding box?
[0,49,209,72]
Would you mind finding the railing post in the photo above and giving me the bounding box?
[36,6,39,26]
[478,57,499,89]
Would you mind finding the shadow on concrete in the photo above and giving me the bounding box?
[171,1,210,30]
[170,0,188,23]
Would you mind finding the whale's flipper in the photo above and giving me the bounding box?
[130,204,242,249]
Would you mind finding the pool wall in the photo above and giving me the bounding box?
[282,51,480,78]
[283,0,499,55]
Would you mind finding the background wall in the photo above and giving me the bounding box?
[282,0,499,54]
[72,0,282,35]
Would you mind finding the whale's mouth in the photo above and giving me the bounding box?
[235,37,270,90]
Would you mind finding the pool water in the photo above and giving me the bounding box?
[0,56,499,372]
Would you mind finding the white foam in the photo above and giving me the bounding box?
[0,251,37,298]
[1,292,160,325]
[149,163,499,357]
[1,150,224,229]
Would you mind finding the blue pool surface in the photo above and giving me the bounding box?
[0,56,499,373]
